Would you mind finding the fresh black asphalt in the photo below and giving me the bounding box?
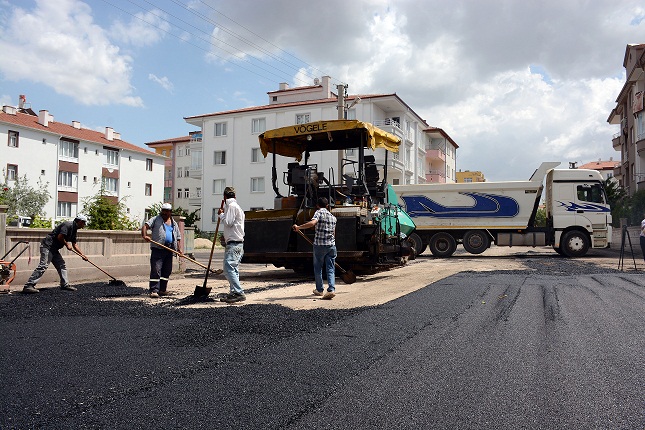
[1,256,644,429]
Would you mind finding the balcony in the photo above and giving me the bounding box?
[636,137,645,155]
[425,149,445,161]
[188,197,202,207]
[612,132,622,149]
[425,170,446,183]
[373,119,404,140]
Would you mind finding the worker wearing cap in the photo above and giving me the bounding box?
[22,215,89,294]
[218,186,246,303]
[142,203,182,298]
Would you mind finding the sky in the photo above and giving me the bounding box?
[0,0,643,181]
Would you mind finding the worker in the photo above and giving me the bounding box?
[142,203,182,298]
[219,186,246,303]
[22,215,89,294]
[292,197,337,300]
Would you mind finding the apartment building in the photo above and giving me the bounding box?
[184,76,458,231]
[0,98,165,224]
[145,131,202,210]
[456,169,486,183]
[608,43,645,195]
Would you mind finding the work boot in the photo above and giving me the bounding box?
[322,291,335,300]
[312,289,323,296]
[61,284,77,291]
[158,291,171,297]
[22,286,39,294]
[221,293,246,303]
[149,291,160,298]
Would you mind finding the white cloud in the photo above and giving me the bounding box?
[109,9,170,47]
[148,74,174,93]
[0,0,142,106]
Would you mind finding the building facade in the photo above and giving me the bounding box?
[1,99,165,224]
[184,76,458,231]
[456,170,486,183]
[577,159,620,182]
[608,43,645,195]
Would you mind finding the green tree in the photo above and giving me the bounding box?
[533,206,546,227]
[0,174,51,223]
[603,178,628,227]
[81,187,139,231]
[173,206,201,228]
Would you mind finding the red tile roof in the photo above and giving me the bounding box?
[0,109,157,156]
[578,160,620,170]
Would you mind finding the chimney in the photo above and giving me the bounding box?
[19,94,26,109]
[38,110,49,127]
[113,132,121,140]
[105,127,114,141]
[3,105,17,115]
[72,121,81,129]
[279,82,289,91]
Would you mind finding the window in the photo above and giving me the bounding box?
[251,148,263,163]
[105,149,119,166]
[146,158,153,171]
[214,122,227,137]
[576,184,605,204]
[84,147,88,154]
[102,177,118,193]
[127,181,131,188]
[177,167,183,178]
[212,208,219,222]
[464,178,473,183]
[161,149,167,156]
[57,202,73,218]
[83,176,87,182]
[58,171,76,188]
[185,146,190,156]
[59,140,79,158]
[252,118,266,134]
[42,138,46,144]
[177,188,182,199]
[392,178,400,185]
[213,179,225,195]
[196,187,202,197]
[296,113,310,124]
[8,130,19,147]
[41,170,45,175]
[251,177,265,192]
[178,146,184,157]
[214,151,226,165]
[6,164,18,180]
[184,189,189,198]
[145,183,152,196]
[185,166,190,177]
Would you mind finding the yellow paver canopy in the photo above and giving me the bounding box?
[259,119,401,161]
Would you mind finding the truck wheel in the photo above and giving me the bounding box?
[429,232,457,257]
[462,230,490,254]
[407,233,424,256]
[561,231,589,258]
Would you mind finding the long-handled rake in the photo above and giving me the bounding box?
[72,249,126,286]
[148,239,223,275]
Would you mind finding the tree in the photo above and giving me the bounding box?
[173,206,200,228]
[0,174,51,223]
[603,178,628,227]
[81,187,139,231]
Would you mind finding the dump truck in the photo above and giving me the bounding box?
[242,119,416,274]
[393,162,612,257]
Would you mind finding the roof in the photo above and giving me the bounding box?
[184,93,430,129]
[145,135,192,146]
[423,126,460,149]
[577,160,620,170]
[0,109,158,156]
[259,120,401,161]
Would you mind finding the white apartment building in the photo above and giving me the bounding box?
[0,99,165,224]
[185,76,458,231]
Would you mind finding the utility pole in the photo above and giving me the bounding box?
[337,84,347,185]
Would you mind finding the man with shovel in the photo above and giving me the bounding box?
[292,197,337,300]
[142,203,182,298]
[218,187,246,304]
[22,215,89,294]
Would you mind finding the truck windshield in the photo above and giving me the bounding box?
[576,184,605,204]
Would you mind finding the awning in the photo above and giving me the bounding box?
[259,119,401,161]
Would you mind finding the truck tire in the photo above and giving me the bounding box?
[407,233,424,257]
[561,231,589,258]
[462,230,490,254]
[429,232,457,257]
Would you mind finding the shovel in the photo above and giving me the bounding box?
[295,228,357,284]
[148,239,223,275]
[194,199,225,297]
[72,249,126,286]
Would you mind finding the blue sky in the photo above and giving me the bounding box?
[1,0,644,181]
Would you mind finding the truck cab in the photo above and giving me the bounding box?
[546,169,612,256]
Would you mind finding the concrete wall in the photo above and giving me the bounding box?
[2,213,192,287]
